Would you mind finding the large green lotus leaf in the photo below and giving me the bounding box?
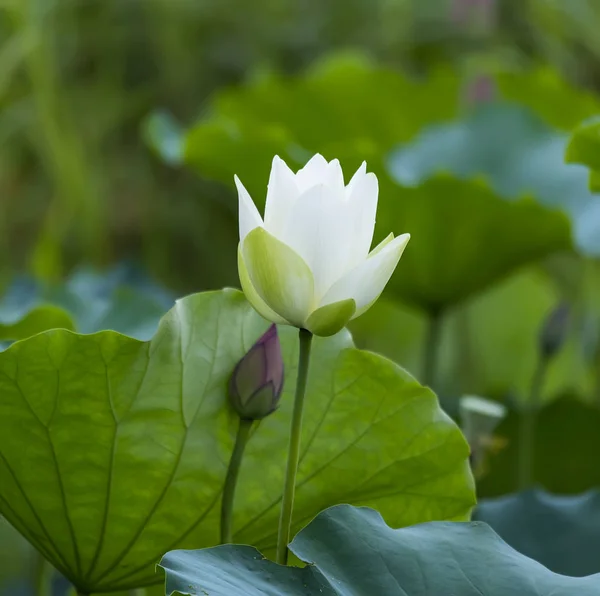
[0,289,474,592]
[182,53,460,202]
[475,489,600,577]
[378,174,572,311]
[478,397,600,497]
[566,117,600,192]
[388,103,600,257]
[160,504,600,596]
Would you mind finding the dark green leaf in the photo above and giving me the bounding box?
[161,504,600,596]
[379,174,572,310]
[475,489,600,577]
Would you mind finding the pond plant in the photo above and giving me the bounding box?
[1,146,599,596]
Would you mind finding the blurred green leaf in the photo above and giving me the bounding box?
[475,489,600,577]
[0,289,474,592]
[478,396,600,497]
[348,297,425,378]
[566,117,600,192]
[442,268,589,402]
[183,53,460,201]
[160,504,600,596]
[3,266,174,341]
[379,174,572,311]
[350,267,587,401]
[389,103,599,257]
[497,68,600,131]
[0,304,75,342]
[566,118,600,171]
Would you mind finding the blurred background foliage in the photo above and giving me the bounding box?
[3,0,600,593]
[2,0,600,290]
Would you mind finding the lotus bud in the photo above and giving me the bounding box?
[228,324,284,420]
[539,303,570,359]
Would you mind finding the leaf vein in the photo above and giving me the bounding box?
[97,297,223,585]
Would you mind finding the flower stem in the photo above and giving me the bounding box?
[34,553,54,596]
[518,356,549,490]
[220,417,254,544]
[276,328,313,565]
[423,310,443,388]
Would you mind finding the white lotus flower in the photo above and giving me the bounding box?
[236,154,410,336]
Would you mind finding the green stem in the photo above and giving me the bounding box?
[220,418,254,544]
[129,590,147,596]
[594,352,600,408]
[276,328,313,565]
[34,553,54,596]
[422,310,443,388]
[518,356,549,490]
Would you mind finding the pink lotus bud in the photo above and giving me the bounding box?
[228,324,284,420]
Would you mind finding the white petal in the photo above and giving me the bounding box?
[296,154,346,199]
[264,156,299,234]
[242,227,315,327]
[238,245,289,325]
[325,158,345,195]
[281,183,353,300]
[319,233,410,316]
[235,175,263,242]
[345,161,367,198]
[345,171,378,267]
[295,154,330,193]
